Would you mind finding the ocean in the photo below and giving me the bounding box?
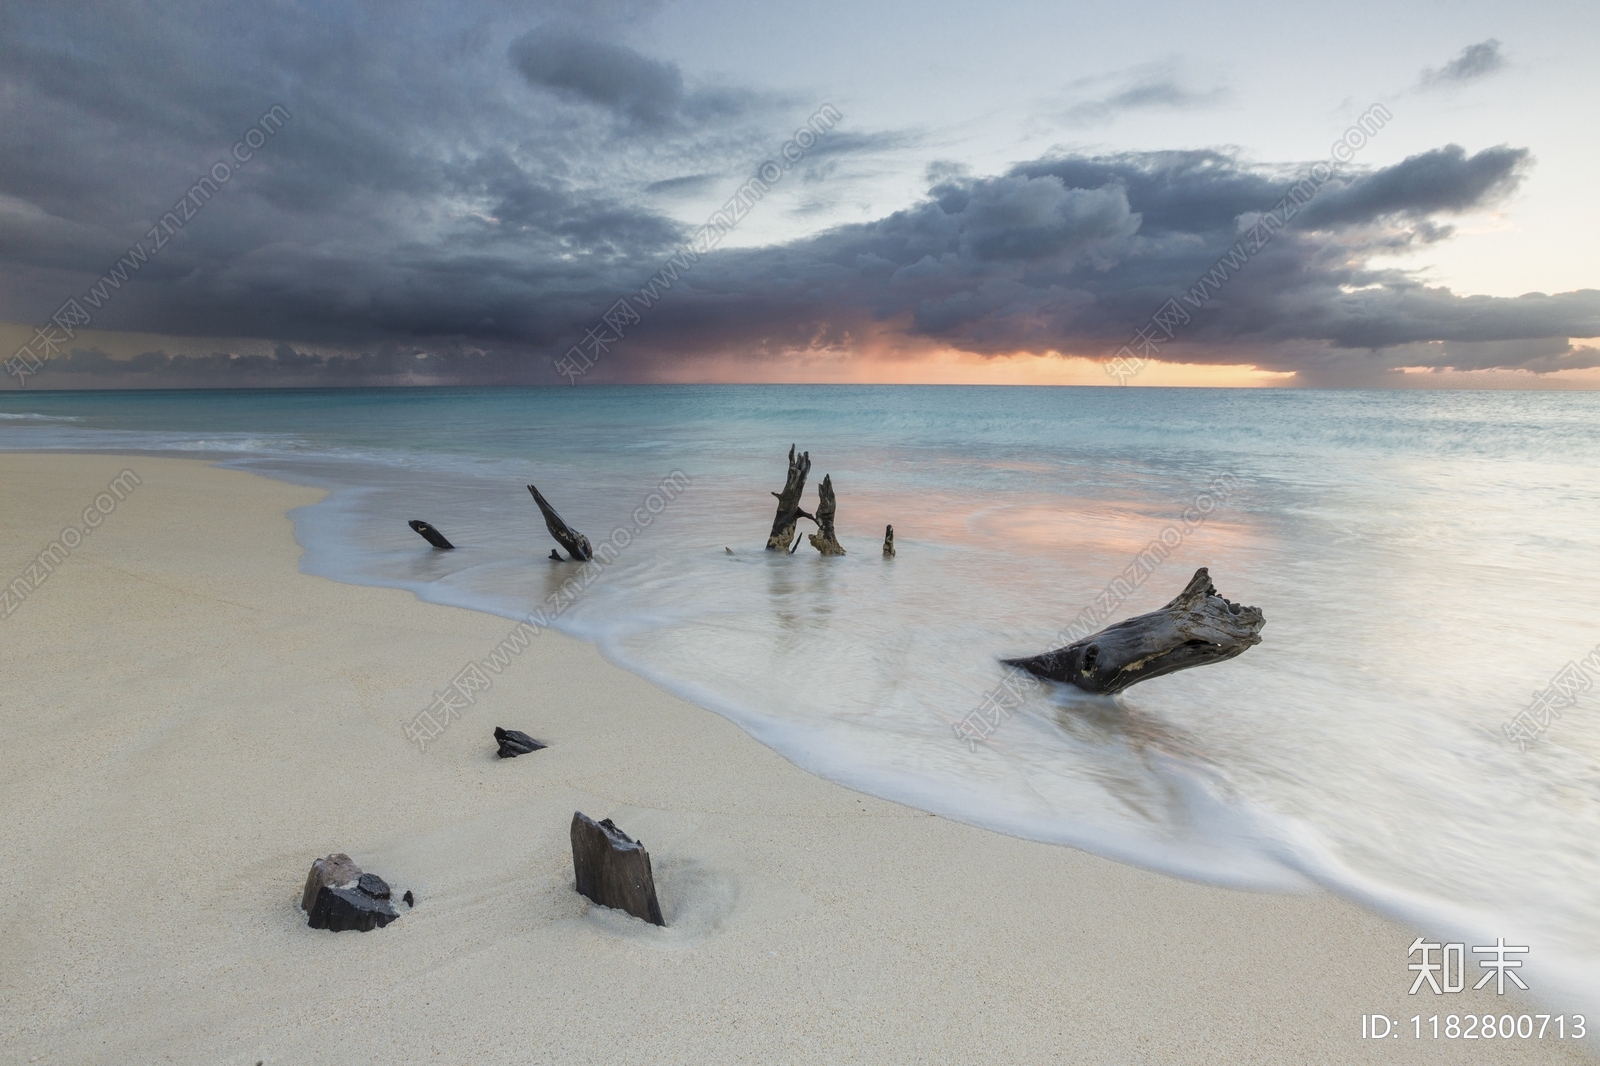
[4,384,1598,1000]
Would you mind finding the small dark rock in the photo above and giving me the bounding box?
[300,853,361,912]
[308,884,399,932]
[495,726,546,758]
[403,890,415,907]
[549,549,562,561]
[357,873,391,899]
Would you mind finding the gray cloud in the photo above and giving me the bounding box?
[1295,144,1528,228]
[510,27,733,129]
[1055,64,1228,127]
[1420,40,1506,89]
[0,3,1594,389]
[644,173,719,196]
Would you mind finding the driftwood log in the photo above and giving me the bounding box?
[807,474,845,555]
[766,446,814,552]
[882,524,895,557]
[527,484,593,561]
[408,520,455,549]
[571,811,664,926]
[1004,568,1263,695]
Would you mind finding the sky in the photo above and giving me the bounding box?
[2,0,1597,389]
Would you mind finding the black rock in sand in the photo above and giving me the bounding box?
[495,726,546,758]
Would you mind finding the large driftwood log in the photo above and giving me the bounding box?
[527,484,593,561]
[1004,568,1263,695]
[766,445,815,552]
[807,474,845,555]
[570,812,665,926]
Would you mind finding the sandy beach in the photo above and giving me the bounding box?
[0,452,1583,1065]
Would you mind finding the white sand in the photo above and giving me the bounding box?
[0,453,1582,1064]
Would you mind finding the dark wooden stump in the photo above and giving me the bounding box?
[766,445,815,552]
[494,726,546,758]
[408,520,455,549]
[570,811,665,926]
[1003,568,1264,695]
[527,484,593,561]
[882,524,895,557]
[807,474,846,555]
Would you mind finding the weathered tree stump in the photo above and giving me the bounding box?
[570,811,664,926]
[1003,568,1264,695]
[494,726,546,758]
[807,474,846,555]
[882,524,895,557]
[408,520,455,549]
[766,445,815,552]
[527,484,593,561]
[301,853,362,912]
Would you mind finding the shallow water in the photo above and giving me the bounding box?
[5,384,1599,1000]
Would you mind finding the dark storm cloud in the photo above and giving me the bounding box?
[1294,144,1528,227]
[1420,40,1507,89]
[0,3,1594,388]
[580,145,1598,380]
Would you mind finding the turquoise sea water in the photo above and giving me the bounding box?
[5,385,1599,1003]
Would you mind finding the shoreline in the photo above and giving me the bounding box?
[1,452,1584,1064]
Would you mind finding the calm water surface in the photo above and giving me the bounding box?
[5,385,1598,1002]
